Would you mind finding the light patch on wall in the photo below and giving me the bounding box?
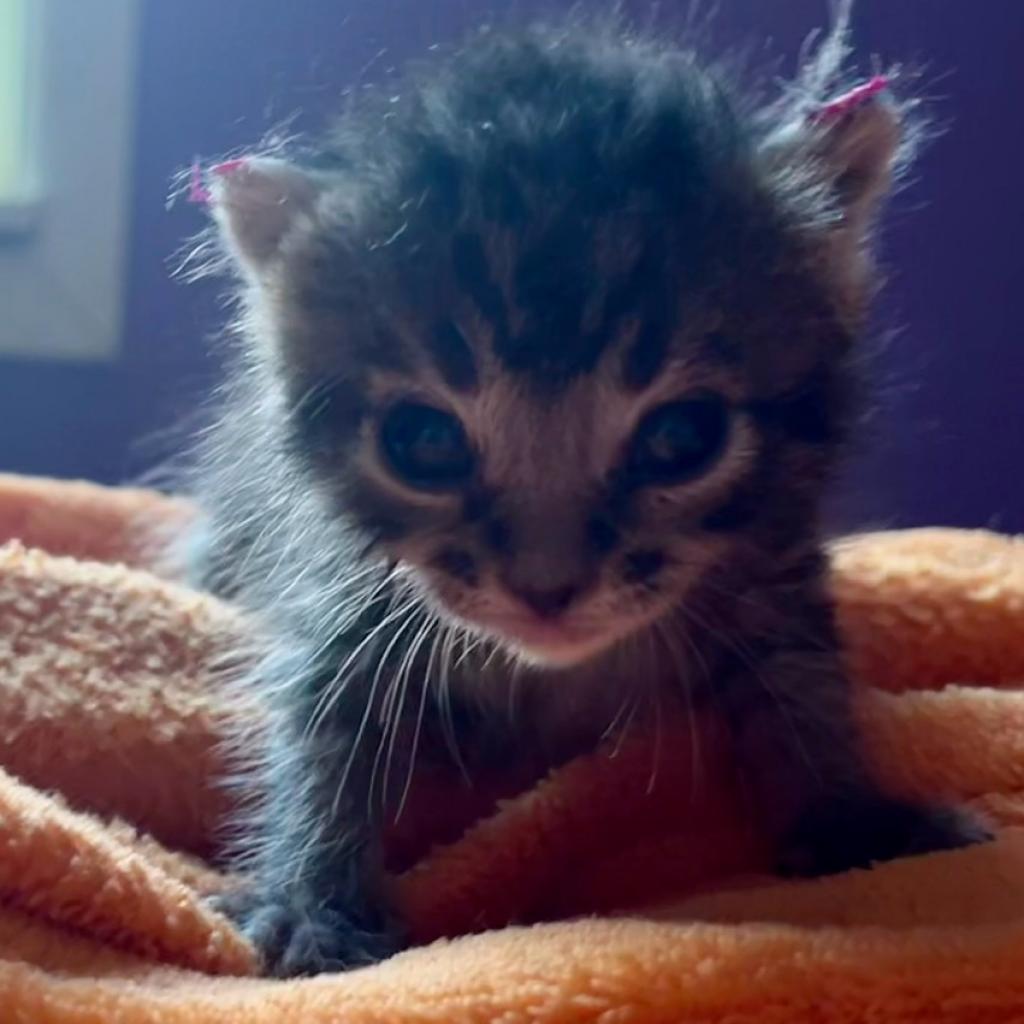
[0,0,34,217]
[0,0,139,361]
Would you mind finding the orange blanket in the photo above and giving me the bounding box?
[2,471,1024,1022]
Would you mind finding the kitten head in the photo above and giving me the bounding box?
[203,22,911,666]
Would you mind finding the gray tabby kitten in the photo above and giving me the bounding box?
[184,19,987,977]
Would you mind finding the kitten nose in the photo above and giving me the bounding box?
[512,584,579,619]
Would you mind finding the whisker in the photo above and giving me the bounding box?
[332,600,422,818]
[395,611,440,822]
[381,610,435,817]
[303,590,416,744]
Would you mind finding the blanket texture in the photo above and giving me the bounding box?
[1,471,1024,1022]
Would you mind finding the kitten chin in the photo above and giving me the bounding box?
[489,628,621,670]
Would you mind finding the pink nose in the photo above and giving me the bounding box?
[510,584,579,619]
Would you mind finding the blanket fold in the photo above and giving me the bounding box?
[1,472,1024,1022]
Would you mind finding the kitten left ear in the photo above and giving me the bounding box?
[210,157,321,277]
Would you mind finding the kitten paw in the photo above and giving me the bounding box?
[777,793,992,878]
[211,890,401,977]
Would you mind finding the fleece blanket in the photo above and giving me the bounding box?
[2,472,1024,1022]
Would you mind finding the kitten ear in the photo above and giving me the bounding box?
[762,84,905,309]
[811,86,902,239]
[210,157,321,277]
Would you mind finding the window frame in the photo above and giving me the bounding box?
[0,0,140,360]
[0,0,39,231]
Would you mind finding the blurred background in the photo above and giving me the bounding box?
[0,0,1020,531]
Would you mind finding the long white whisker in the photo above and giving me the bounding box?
[297,563,403,690]
[303,588,416,742]
[381,610,434,817]
[395,611,440,822]
[331,600,421,818]
[436,623,470,781]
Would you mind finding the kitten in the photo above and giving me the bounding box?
[183,19,987,977]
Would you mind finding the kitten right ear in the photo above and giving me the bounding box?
[210,157,320,278]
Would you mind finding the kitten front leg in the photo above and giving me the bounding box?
[718,635,989,877]
[217,664,402,977]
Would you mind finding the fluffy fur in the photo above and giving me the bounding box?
[181,13,986,977]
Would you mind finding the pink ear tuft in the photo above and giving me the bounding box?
[811,75,890,125]
[188,158,249,205]
[212,158,248,178]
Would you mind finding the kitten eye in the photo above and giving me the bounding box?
[379,402,474,488]
[627,394,730,484]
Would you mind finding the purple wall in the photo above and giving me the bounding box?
[1,1,1021,531]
